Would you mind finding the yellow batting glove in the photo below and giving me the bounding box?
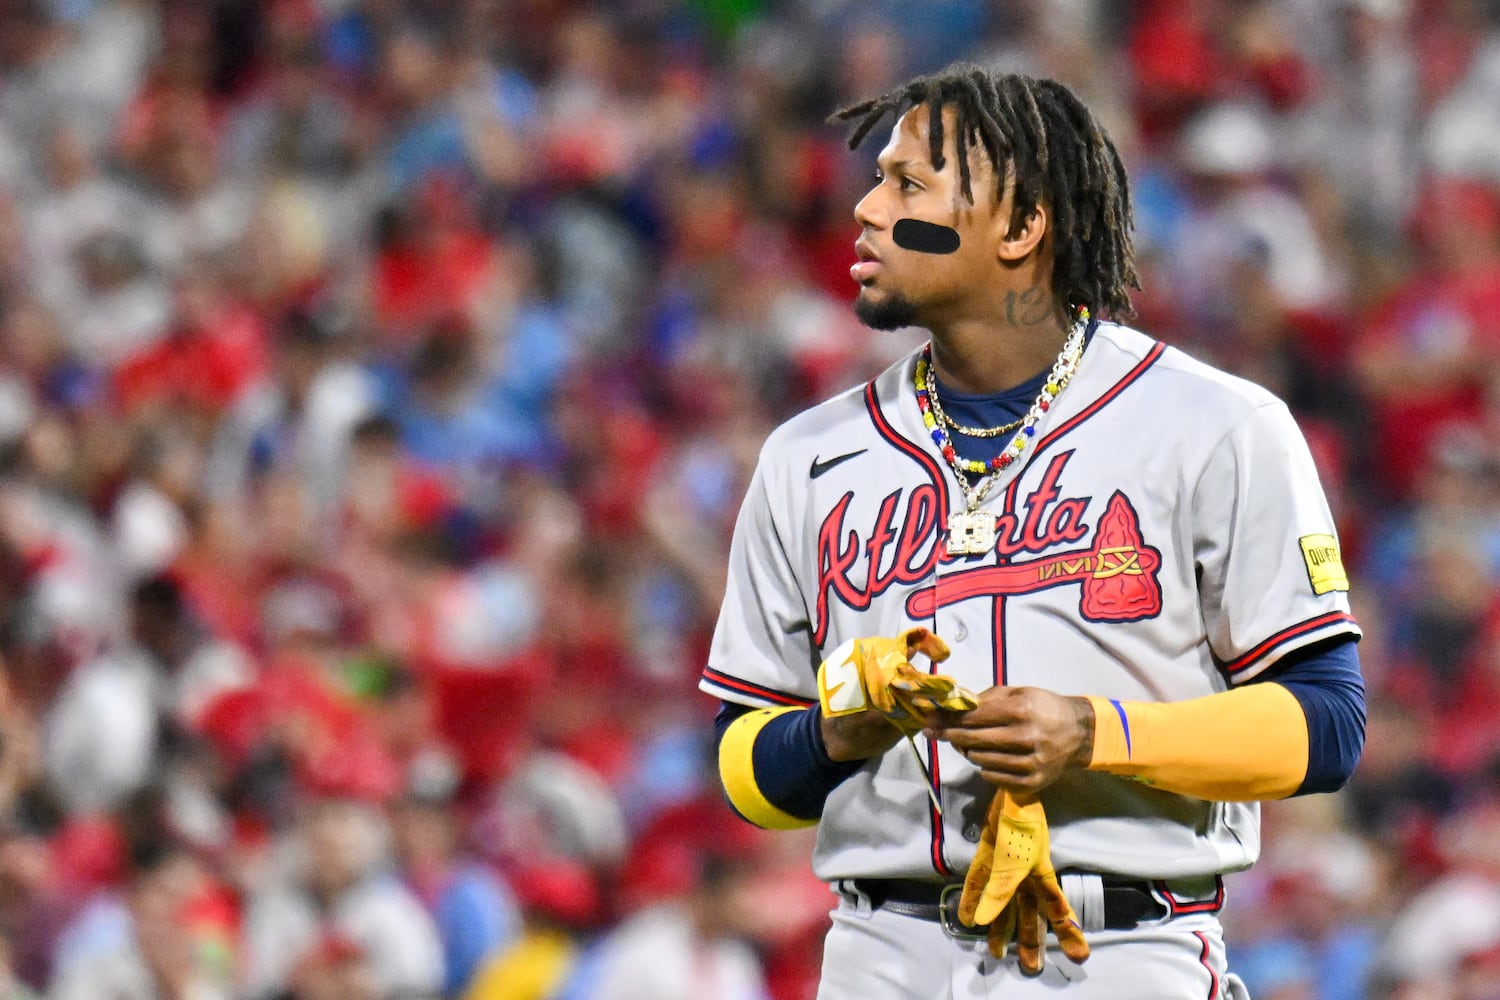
[1011,870,1090,972]
[986,901,1019,962]
[817,628,976,734]
[960,792,1089,965]
[958,793,1050,927]
[959,791,1037,928]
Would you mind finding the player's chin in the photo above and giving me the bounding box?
[854,287,921,331]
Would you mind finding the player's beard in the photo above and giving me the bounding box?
[854,289,920,330]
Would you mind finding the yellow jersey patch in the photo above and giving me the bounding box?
[1299,534,1349,595]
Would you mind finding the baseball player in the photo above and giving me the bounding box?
[702,66,1365,999]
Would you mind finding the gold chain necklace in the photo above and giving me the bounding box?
[922,364,1024,438]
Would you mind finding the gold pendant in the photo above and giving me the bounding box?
[946,510,997,556]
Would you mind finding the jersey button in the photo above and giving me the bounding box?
[963,823,982,843]
[953,622,968,642]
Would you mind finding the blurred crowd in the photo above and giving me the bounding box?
[0,0,1496,998]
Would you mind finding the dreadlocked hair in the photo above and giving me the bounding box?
[832,64,1140,320]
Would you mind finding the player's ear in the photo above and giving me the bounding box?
[997,203,1047,263]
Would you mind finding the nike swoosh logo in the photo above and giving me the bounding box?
[824,680,846,700]
[810,449,868,479]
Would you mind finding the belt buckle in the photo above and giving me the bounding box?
[938,884,988,941]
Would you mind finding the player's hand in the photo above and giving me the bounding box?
[819,707,907,762]
[817,628,977,760]
[927,686,1095,797]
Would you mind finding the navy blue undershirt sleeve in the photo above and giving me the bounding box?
[1252,635,1366,796]
[715,702,862,820]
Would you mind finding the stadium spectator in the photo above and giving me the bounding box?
[240,795,443,1000]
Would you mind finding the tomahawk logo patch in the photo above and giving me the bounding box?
[904,490,1163,624]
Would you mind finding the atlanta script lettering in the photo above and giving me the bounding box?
[814,452,1109,645]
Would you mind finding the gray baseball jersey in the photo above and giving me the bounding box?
[701,321,1359,884]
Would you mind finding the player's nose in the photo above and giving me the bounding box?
[853,186,888,231]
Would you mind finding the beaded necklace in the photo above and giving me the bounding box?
[915,306,1090,555]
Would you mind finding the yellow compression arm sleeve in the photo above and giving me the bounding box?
[1084,684,1308,801]
[718,706,820,830]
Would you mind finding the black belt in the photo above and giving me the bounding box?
[850,877,1168,938]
